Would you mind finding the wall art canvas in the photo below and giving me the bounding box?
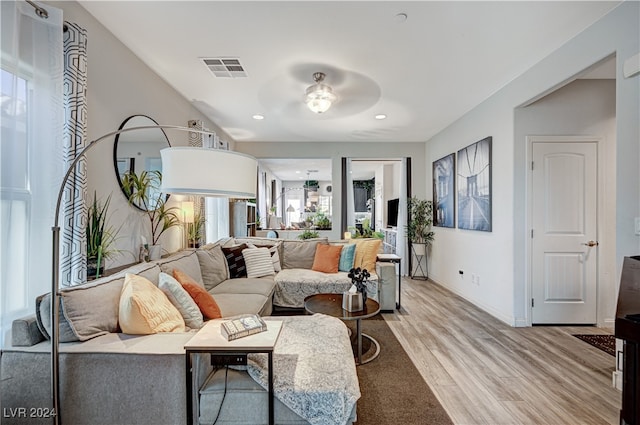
[457,136,492,231]
[432,153,455,228]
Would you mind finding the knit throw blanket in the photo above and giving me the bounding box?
[246,314,361,425]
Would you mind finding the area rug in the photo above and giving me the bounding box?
[353,315,453,425]
[573,334,616,357]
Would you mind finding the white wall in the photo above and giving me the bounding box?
[514,79,616,327]
[50,1,235,267]
[235,142,426,240]
[425,2,639,326]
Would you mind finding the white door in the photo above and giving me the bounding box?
[531,141,598,324]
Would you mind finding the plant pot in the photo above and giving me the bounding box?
[188,242,201,249]
[148,244,162,261]
[412,243,427,256]
[87,259,105,279]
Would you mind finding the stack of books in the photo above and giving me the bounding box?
[220,314,268,341]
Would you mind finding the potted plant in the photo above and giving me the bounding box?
[298,229,320,240]
[187,210,205,248]
[121,170,181,259]
[86,192,120,278]
[348,218,384,239]
[406,197,435,257]
[313,212,332,230]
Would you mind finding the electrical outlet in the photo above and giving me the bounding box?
[476,275,480,285]
[635,217,640,235]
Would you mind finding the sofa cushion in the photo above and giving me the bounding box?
[282,238,329,269]
[222,244,248,278]
[312,244,343,273]
[119,273,185,335]
[338,243,356,272]
[58,263,161,341]
[174,269,223,320]
[210,277,276,298]
[158,272,204,330]
[210,293,271,317]
[197,243,229,290]
[158,250,204,285]
[273,269,379,309]
[350,238,383,273]
[242,248,275,278]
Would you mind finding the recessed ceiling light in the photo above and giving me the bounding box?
[375,114,387,120]
[252,114,265,120]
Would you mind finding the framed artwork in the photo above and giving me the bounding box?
[432,153,455,228]
[457,136,492,231]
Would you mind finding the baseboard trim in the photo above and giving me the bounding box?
[428,277,516,327]
[514,318,529,328]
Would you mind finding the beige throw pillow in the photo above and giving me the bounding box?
[119,273,185,335]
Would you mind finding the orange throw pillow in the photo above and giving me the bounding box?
[311,244,343,273]
[173,269,222,319]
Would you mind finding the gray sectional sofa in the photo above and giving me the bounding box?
[1,236,393,425]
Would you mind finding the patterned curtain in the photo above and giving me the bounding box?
[60,22,88,286]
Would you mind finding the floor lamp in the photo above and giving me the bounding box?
[51,125,257,424]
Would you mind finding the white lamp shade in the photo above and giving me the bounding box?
[161,147,257,197]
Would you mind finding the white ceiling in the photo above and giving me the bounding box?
[79,1,620,144]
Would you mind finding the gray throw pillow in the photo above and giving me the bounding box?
[282,238,329,269]
[197,244,228,290]
[36,293,79,342]
[158,272,203,329]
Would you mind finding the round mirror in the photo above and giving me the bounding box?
[113,115,170,211]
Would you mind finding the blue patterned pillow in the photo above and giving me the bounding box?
[338,243,356,272]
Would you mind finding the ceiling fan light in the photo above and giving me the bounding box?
[304,72,337,113]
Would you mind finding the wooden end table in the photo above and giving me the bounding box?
[303,293,380,365]
[184,319,283,425]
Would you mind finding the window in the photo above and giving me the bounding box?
[1,1,64,347]
[1,69,30,318]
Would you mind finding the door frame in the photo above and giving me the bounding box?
[525,135,603,326]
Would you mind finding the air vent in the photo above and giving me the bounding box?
[201,58,247,78]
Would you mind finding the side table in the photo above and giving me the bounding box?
[377,253,402,310]
[184,319,283,425]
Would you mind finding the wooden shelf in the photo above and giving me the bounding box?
[230,200,256,237]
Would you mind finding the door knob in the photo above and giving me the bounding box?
[582,240,599,247]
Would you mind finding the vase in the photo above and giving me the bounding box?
[148,244,162,261]
[360,289,368,304]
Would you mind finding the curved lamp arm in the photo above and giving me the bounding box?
[50,124,217,425]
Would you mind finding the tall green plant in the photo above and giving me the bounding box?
[86,192,120,263]
[406,197,435,244]
[121,170,181,245]
[187,210,206,247]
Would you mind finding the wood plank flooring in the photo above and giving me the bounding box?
[381,278,620,425]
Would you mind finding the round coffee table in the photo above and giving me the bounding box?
[303,293,380,365]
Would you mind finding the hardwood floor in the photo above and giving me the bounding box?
[382,278,620,425]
